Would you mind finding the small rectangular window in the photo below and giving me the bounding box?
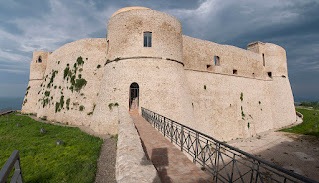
[214,56,220,66]
[268,72,272,78]
[262,53,265,66]
[233,69,237,74]
[143,32,152,47]
[207,65,212,71]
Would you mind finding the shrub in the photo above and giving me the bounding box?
[204,85,207,90]
[64,67,70,79]
[240,92,243,101]
[27,86,31,90]
[97,64,101,68]
[79,105,85,111]
[60,96,64,108]
[108,103,114,110]
[74,79,87,92]
[79,68,83,72]
[55,102,60,113]
[44,91,50,97]
[77,56,84,66]
[114,103,119,107]
[78,74,82,79]
[66,98,70,110]
[87,112,93,115]
[114,57,120,62]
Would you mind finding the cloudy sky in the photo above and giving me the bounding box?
[0,0,318,101]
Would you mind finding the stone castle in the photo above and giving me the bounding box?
[21,7,296,141]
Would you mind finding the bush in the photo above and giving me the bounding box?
[66,98,70,110]
[44,91,50,97]
[97,64,101,68]
[64,67,70,79]
[79,105,85,111]
[74,79,87,92]
[108,103,114,110]
[77,56,84,66]
[60,96,64,108]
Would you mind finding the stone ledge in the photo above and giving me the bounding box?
[116,107,161,183]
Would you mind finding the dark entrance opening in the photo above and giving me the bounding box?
[129,82,139,111]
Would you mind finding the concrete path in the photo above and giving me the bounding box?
[131,114,214,183]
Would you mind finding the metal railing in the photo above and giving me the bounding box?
[141,107,318,183]
[0,150,23,183]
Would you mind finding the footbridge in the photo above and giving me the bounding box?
[131,107,318,183]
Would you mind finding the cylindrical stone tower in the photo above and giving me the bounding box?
[21,51,50,113]
[92,7,195,133]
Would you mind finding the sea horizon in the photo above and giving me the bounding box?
[0,96,24,111]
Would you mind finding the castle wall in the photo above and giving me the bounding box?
[21,7,296,140]
[183,35,269,80]
[106,9,183,61]
[23,39,107,128]
[182,35,295,141]
[91,8,194,134]
[93,58,194,133]
[185,70,274,141]
[22,51,50,113]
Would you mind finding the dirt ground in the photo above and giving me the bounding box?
[228,130,319,182]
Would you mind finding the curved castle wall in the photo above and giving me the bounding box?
[22,39,107,127]
[91,8,195,133]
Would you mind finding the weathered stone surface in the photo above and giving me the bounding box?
[116,107,160,183]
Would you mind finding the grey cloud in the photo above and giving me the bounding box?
[0,0,318,100]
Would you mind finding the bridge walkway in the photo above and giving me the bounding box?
[130,112,214,183]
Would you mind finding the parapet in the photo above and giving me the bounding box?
[247,41,288,76]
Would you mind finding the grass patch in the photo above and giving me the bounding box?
[0,113,103,183]
[281,108,319,137]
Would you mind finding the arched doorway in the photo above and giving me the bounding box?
[129,82,139,111]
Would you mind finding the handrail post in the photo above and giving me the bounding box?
[170,120,173,143]
[180,126,184,152]
[193,132,199,163]
[163,117,166,137]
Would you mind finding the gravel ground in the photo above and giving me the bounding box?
[95,137,117,183]
[228,130,319,182]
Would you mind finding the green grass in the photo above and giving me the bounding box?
[0,113,103,183]
[281,108,319,137]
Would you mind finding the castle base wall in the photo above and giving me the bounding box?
[92,58,195,135]
[185,70,275,141]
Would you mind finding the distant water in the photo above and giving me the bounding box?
[0,97,24,111]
